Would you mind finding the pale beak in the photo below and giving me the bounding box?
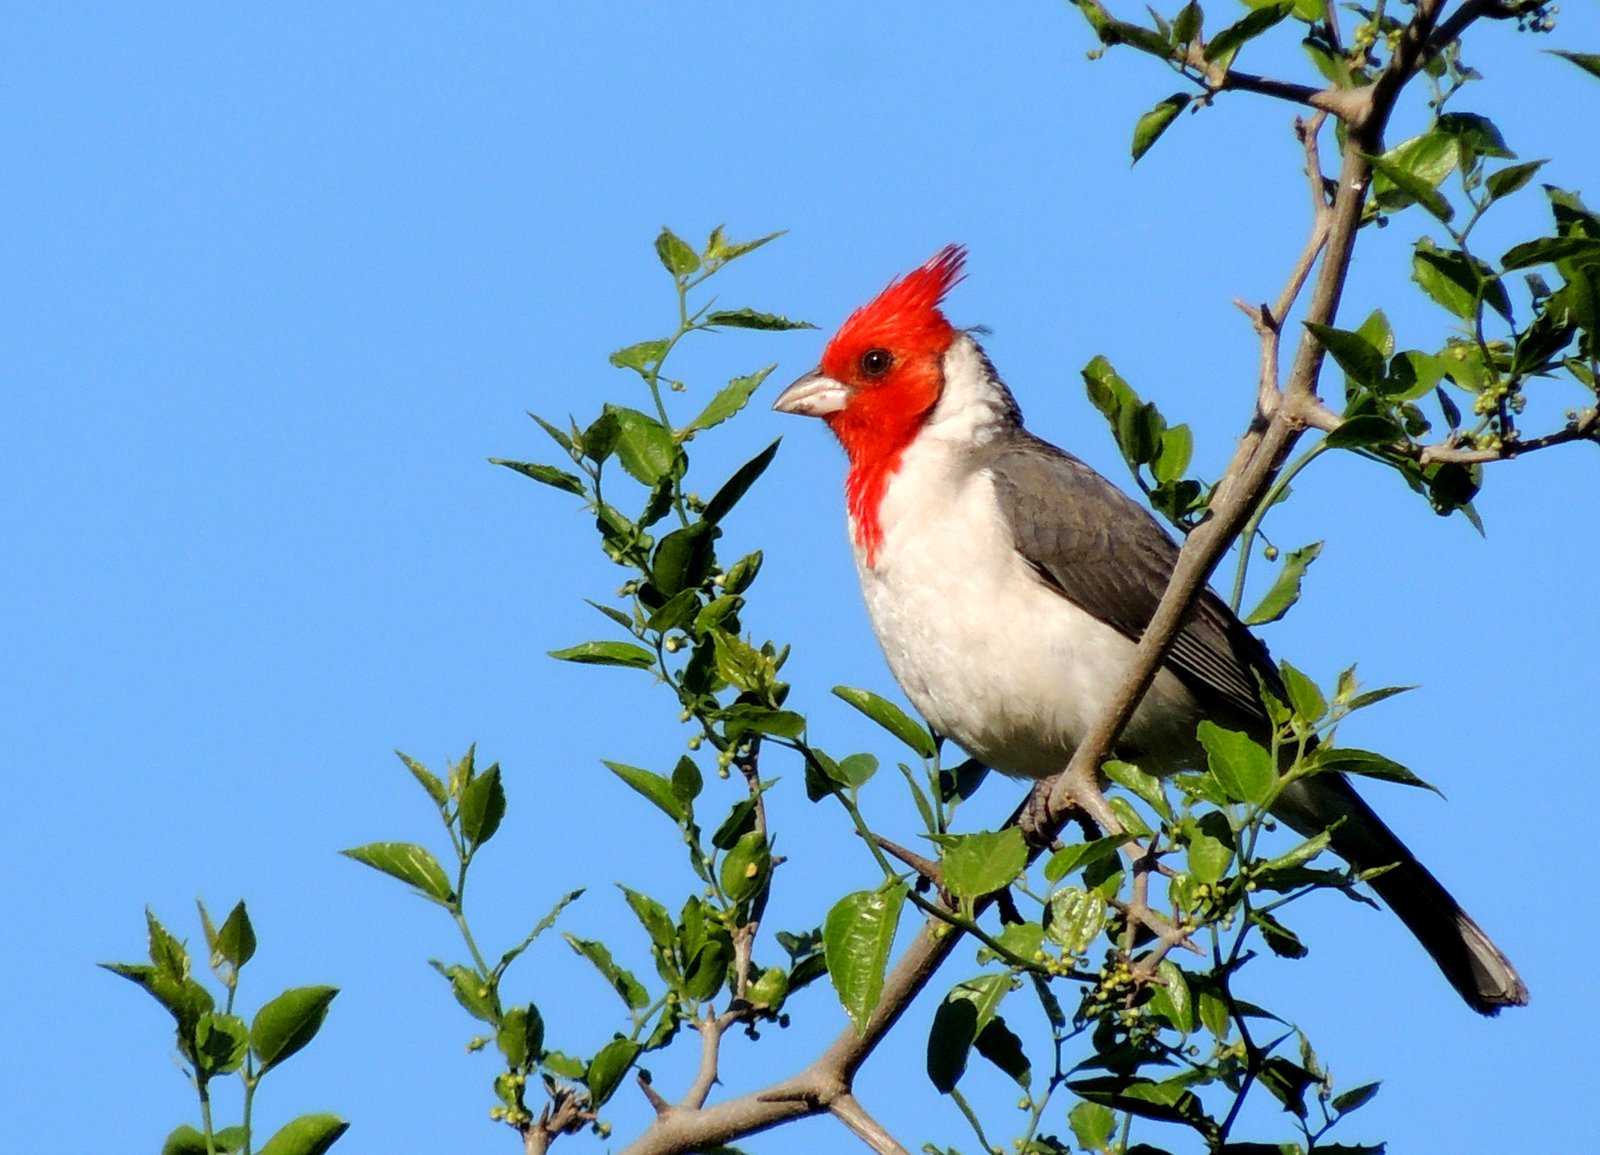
[772,368,851,417]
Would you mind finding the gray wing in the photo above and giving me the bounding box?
[979,432,1277,729]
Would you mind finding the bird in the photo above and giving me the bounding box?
[772,244,1527,1015]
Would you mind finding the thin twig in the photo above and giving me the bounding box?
[1416,407,1600,463]
[871,834,941,885]
[731,737,767,1003]
[679,1014,731,1110]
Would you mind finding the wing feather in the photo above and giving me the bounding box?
[978,433,1277,729]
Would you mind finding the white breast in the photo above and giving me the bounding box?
[850,347,1204,778]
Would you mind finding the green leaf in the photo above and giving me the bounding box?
[549,640,656,669]
[1198,985,1230,1040]
[1413,238,1512,322]
[214,901,256,970]
[705,308,815,331]
[1069,1101,1118,1151]
[705,226,785,264]
[1205,0,1294,67]
[1186,811,1236,884]
[1044,887,1107,953]
[397,751,449,808]
[973,1016,1031,1087]
[1147,959,1195,1034]
[824,885,907,1034]
[603,761,687,822]
[1074,2,1176,57]
[1307,747,1440,794]
[1104,758,1171,819]
[1260,829,1332,874]
[1486,159,1547,203]
[719,830,772,904]
[497,1004,546,1069]
[586,1037,641,1108]
[1382,349,1446,401]
[722,551,763,597]
[1043,834,1129,883]
[832,685,937,759]
[1279,661,1327,725]
[712,632,773,694]
[705,440,780,525]
[1552,51,1600,81]
[1501,235,1600,271]
[1249,908,1307,958]
[619,886,676,953]
[1435,112,1513,161]
[341,842,453,904]
[1152,423,1193,485]
[1366,151,1454,222]
[1304,322,1385,388]
[256,1115,349,1155]
[1069,1074,1214,1129]
[610,407,678,486]
[193,1012,251,1077]
[1082,354,1136,425]
[1131,94,1190,163]
[1370,131,1459,207]
[652,521,719,598]
[527,411,574,453]
[823,751,879,789]
[145,908,189,977]
[608,339,669,375]
[655,227,700,277]
[161,1126,210,1155]
[1324,414,1404,450]
[251,986,338,1072]
[490,458,586,496]
[685,365,774,434]
[1172,1,1203,45]
[710,796,758,850]
[564,935,650,1010]
[1332,1081,1382,1114]
[580,409,620,463]
[101,958,214,1032]
[646,588,700,634]
[683,934,734,1002]
[1244,541,1323,626]
[927,974,1013,1092]
[747,965,791,1011]
[1343,683,1416,712]
[1197,721,1276,806]
[458,763,506,848]
[669,755,703,805]
[939,828,1027,899]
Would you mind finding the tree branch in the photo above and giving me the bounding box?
[830,1093,914,1155]
[1416,406,1600,463]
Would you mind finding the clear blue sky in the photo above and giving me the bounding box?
[5,4,1597,1152]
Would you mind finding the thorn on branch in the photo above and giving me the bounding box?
[637,1074,671,1117]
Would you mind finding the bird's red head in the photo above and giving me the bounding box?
[815,244,965,464]
[774,245,967,561]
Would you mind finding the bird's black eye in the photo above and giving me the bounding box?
[860,348,893,378]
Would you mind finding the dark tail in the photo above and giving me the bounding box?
[1272,773,1528,1015]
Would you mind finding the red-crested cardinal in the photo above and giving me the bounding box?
[773,245,1526,1014]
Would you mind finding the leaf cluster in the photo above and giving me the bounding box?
[103,903,346,1155]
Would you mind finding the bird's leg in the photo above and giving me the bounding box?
[1046,759,1125,840]
[1018,774,1104,849]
